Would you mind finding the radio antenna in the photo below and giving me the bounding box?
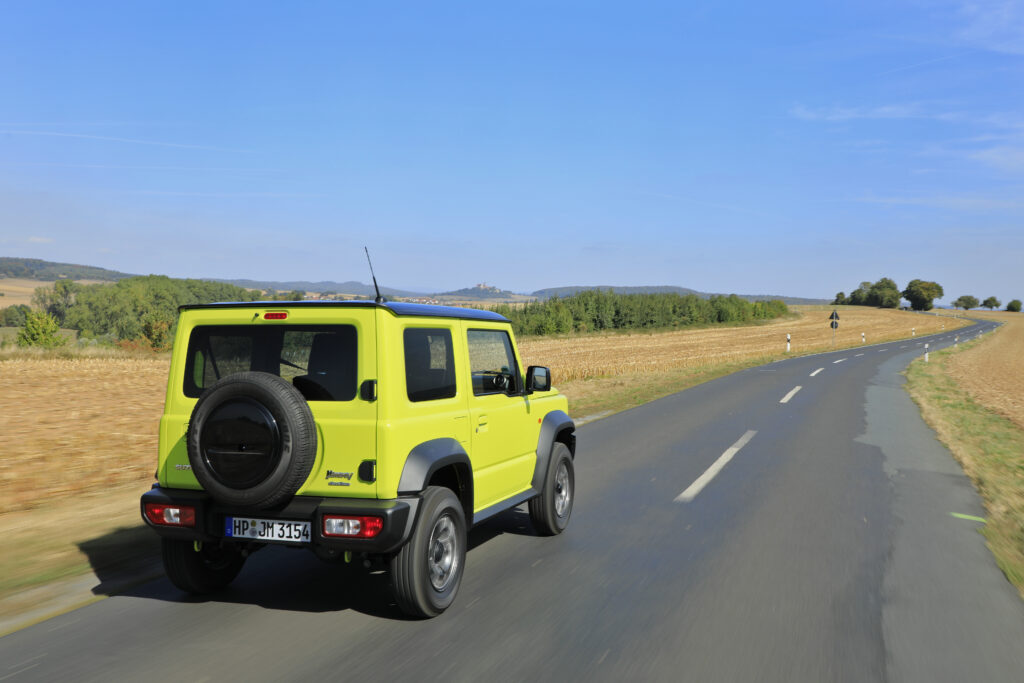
[364,247,384,303]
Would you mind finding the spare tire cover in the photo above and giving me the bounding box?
[187,371,317,509]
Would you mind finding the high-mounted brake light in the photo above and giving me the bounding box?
[144,503,196,527]
[264,312,288,320]
[323,515,384,539]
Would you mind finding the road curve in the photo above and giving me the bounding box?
[3,320,1023,682]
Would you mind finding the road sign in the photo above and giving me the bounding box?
[829,310,840,320]
[830,320,839,329]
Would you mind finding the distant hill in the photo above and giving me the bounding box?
[435,283,525,300]
[1,258,828,305]
[531,285,827,306]
[210,278,425,299]
[0,257,134,281]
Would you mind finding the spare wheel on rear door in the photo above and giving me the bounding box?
[187,371,317,509]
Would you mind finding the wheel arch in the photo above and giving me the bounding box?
[398,438,474,526]
[530,410,576,491]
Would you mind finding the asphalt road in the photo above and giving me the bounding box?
[5,319,1023,682]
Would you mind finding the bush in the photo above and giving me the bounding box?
[1007,300,1022,313]
[17,310,68,348]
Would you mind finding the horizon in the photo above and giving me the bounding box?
[1,2,1021,305]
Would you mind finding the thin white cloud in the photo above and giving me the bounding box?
[28,236,54,243]
[970,146,1024,172]
[957,0,1024,55]
[874,51,972,76]
[5,162,279,172]
[0,129,247,152]
[790,103,932,122]
[129,191,323,198]
[855,194,1023,211]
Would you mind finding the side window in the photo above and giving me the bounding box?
[467,329,519,396]
[404,328,456,402]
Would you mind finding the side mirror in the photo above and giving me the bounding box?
[525,366,551,393]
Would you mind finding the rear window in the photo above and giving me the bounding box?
[184,325,357,401]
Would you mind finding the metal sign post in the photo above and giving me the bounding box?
[829,310,839,347]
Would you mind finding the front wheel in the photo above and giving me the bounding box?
[528,443,574,536]
[390,486,466,618]
[162,538,246,594]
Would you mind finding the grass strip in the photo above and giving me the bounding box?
[905,340,1024,598]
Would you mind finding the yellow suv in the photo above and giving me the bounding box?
[140,301,575,617]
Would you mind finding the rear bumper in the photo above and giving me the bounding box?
[140,486,420,554]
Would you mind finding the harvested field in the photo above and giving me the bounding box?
[0,278,108,308]
[942,311,1024,430]
[518,305,967,382]
[0,357,169,515]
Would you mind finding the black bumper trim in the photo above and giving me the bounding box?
[141,487,420,554]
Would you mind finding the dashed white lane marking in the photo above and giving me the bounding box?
[779,386,802,404]
[810,368,824,377]
[676,430,758,503]
[833,358,847,364]
[855,353,865,357]
[0,664,40,681]
[878,349,888,352]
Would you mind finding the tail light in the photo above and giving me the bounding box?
[144,503,196,528]
[322,515,384,538]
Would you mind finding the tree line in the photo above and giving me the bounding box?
[832,277,1019,312]
[492,289,789,337]
[2,276,263,349]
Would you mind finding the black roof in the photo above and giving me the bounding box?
[178,300,509,322]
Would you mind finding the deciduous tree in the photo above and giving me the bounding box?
[982,296,1001,310]
[953,295,980,310]
[901,279,944,311]
[17,310,67,348]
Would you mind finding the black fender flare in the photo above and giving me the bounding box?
[398,438,473,511]
[531,410,576,491]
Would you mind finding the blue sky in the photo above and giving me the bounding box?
[0,1,1021,302]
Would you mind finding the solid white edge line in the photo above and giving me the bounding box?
[809,368,823,377]
[833,358,847,364]
[675,430,758,503]
[779,385,802,403]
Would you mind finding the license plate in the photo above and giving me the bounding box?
[225,517,311,544]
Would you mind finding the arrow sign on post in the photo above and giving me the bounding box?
[829,310,839,346]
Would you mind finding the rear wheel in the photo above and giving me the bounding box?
[528,443,574,536]
[162,538,246,594]
[390,486,466,618]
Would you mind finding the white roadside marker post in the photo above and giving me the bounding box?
[955,336,958,348]
[786,333,791,353]
[861,332,865,344]
[912,327,916,337]
[925,343,929,363]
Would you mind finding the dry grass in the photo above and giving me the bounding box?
[942,311,1024,430]
[0,357,169,515]
[904,315,1024,596]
